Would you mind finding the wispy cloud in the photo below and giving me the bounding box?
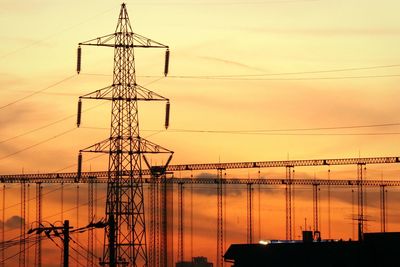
[244,27,400,37]
[0,215,24,230]
[198,56,267,72]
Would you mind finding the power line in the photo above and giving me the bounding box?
[0,114,76,145]
[0,75,76,111]
[82,63,400,79]
[54,154,107,173]
[0,102,108,145]
[170,122,400,133]
[0,77,163,146]
[0,184,75,213]
[80,122,400,136]
[0,8,115,60]
[165,130,400,136]
[186,64,400,77]
[196,132,400,136]
[163,74,400,81]
[0,238,37,264]
[0,128,77,161]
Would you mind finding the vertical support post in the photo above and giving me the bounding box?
[155,177,160,267]
[148,176,155,267]
[20,182,26,267]
[216,168,224,267]
[94,181,98,261]
[223,172,227,257]
[285,166,293,240]
[327,169,331,239]
[76,184,80,264]
[148,173,161,267]
[88,177,94,267]
[35,183,42,267]
[26,184,30,267]
[63,220,70,267]
[292,169,296,239]
[380,185,387,233]
[160,174,174,267]
[258,170,261,241]
[177,182,184,263]
[312,183,319,232]
[190,179,193,262]
[246,183,253,243]
[357,163,365,241]
[60,183,64,265]
[351,189,355,240]
[1,185,5,267]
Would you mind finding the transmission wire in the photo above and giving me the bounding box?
[0,75,76,111]
[0,128,77,161]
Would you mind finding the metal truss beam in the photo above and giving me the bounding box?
[2,177,400,187]
[2,156,399,183]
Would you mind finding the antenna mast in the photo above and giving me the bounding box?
[76,3,172,266]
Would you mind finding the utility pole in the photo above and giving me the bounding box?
[76,3,172,266]
[28,220,72,267]
[63,220,70,267]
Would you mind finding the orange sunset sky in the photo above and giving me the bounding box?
[1,0,400,266]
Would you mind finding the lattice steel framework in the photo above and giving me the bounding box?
[177,182,184,263]
[76,3,172,266]
[380,185,387,232]
[246,183,253,244]
[216,169,224,267]
[19,182,26,267]
[312,183,320,232]
[285,166,293,240]
[357,164,366,240]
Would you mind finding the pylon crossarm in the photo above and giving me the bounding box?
[80,85,114,100]
[139,137,174,154]
[79,138,110,154]
[79,33,116,47]
[131,32,168,48]
[79,84,169,101]
[79,32,168,48]
[79,137,173,154]
[136,84,169,101]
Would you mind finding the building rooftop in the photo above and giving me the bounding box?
[224,232,400,267]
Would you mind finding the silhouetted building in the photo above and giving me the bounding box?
[224,232,400,267]
[176,256,213,267]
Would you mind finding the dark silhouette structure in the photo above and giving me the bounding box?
[176,256,213,267]
[224,232,400,267]
[76,3,171,266]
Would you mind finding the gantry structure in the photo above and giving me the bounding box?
[1,156,400,267]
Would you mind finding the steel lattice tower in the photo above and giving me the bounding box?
[76,3,172,266]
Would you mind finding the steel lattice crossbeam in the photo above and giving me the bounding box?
[1,176,400,187]
[1,156,400,183]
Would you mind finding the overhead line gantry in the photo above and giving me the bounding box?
[1,155,399,265]
[2,156,400,181]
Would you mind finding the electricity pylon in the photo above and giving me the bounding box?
[76,3,172,266]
